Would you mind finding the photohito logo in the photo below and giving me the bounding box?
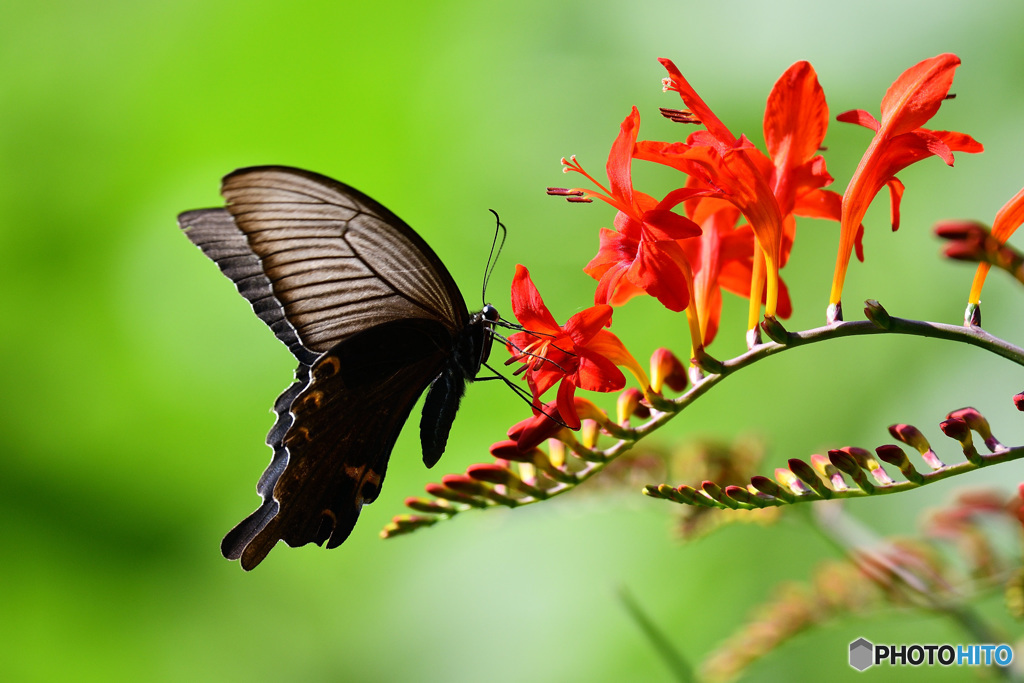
[849,637,1013,671]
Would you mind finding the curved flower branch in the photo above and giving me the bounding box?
[382,303,1024,538]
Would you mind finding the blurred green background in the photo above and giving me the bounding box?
[3,1,1024,681]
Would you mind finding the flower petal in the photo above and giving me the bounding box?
[658,58,738,147]
[627,238,692,312]
[607,107,641,212]
[587,329,648,389]
[555,379,581,430]
[564,304,614,344]
[881,53,960,137]
[836,109,881,131]
[641,208,702,241]
[574,348,626,393]
[585,227,638,279]
[764,61,829,165]
[992,185,1024,242]
[510,264,560,333]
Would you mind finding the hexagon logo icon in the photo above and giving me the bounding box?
[849,637,874,671]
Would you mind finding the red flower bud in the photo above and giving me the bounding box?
[650,348,688,393]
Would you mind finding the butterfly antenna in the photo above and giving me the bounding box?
[482,209,507,305]
[490,329,575,375]
[479,362,570,428]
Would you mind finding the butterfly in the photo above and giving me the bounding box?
[179,166,498,570]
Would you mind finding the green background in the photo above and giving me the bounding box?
[3,1,1023,681]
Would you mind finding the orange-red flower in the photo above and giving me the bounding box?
[636,59,840,336]
[634,59,788,322]
[935,185,1024,307]
[829,53,983,319]
[505,265,645,429]
[553,107,704,313]
[969,185,1024,303]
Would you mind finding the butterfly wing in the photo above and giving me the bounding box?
[225,318,453,570]
[178,208,318,365]
[219,165,468,349]
[178,166,478,569]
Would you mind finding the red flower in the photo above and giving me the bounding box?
[505,265,644,429]
[636,59,838,335]
[553,107,704,313]
[633,59,788,321]
[967,185,1024,304]
[829,53,983,318]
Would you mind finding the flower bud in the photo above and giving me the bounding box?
[838,446,893,485]
[582,419,600,449]
[774,468,811,496]
[934,220,989,262]
[828,450,875,494]
[724,485,755,506]
[946,407,1002,452]
[751,475,795,503]
[489,439,541,463]
[424,482,488,508]
[787,458,831,498]
[863,299,892,329]
[701,480,739,509]
[811,453,848,491]
[889,423,945,470]
[403,497,454,515]
[650,348,687,393]
[874,444,925,484]
[441,474,489,497]
[616,387,649,424]
[760,316,790,344]
[380,515,437,538]
[466,463,516,485]
[939,417,983,464]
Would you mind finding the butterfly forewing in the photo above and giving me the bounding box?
[219,166,467,353]
[178,208,318,365]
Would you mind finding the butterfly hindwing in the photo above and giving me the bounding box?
[229,318,455,570]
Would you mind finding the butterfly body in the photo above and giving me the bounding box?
[179,166,495,570]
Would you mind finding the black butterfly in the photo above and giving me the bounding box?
[179,166,498,570]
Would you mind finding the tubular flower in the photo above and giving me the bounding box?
[641,61,831,342]
[634,58,788,322]
[550,107,705,313]
[681,197,793,346]
[505,265,647,430]
[967,185,1024,304]
[828,53,984,320]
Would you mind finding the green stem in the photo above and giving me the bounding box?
[617,586,696,683]
[679,316,1024,411]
